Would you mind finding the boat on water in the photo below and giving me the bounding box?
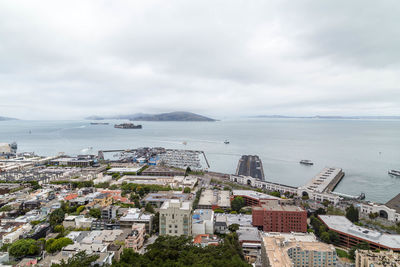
[114,123,142,129]
[90,122,109,125]
[388,170,400,177]
[224,140,230,144]
[300,160,313,165]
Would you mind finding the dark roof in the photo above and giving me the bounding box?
[386,193,400,213]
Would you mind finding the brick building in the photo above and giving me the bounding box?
[252,202,307,233]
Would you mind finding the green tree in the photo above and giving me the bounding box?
[89,208,101,219]
[49,208,65,226]
[228,223,240,232]
[46,238,73,253]
[328,230,339,244]
[145,203,155,214]
[9,239,40,258]
[320,232,330,243]
[54,225,65,233]
[76,205,85,214]
[183,187,191,193]
[270,191,281,198]
[346,205,359,223]
[51,251,99,267]
[231,196,245,213]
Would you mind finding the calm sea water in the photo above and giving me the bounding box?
[0,119,399,203]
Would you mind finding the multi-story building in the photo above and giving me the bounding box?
[355,249,400,267]
[160,199,192,236]
[198,189,231,211]
[141,191,191,208]
[192,209,214,236]
[119,208,154,233]
[252,202,307,233]
[318,215,400,252]
[101,206,118,220]
[261,232,337,267]
[231,190,279,207]
[125,224,146,252]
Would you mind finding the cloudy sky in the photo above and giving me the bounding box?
[0,0,399,119]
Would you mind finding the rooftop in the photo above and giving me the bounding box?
[232,190,279,201]
[300,167,342,193]
[198,189,231,208]
[319,215,400,249]
[385,193,400,213]
[253,202,305,212]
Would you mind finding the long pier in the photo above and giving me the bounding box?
[235,155,265,180]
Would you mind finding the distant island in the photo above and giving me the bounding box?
[86,111,216,122]
[0,116,17,121]
[251,115,400,120]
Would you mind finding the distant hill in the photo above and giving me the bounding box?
[86,112,215,121]
[0,116,17,121]
[251,115,400,120]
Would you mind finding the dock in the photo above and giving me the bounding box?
[299,167,345,194]
[235,155,265,180]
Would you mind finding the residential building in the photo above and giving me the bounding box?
[141,191,191,208]
[319,215,400,251]
[125,224,146,252]
[214,213,253,234]
[192,209,214,236]
[355,249,400,267]
[119,208,154,233]
[261,232,337,267]
[252,202,307,232]
[198,189,231,211]
[160,199,192,236]
[193,234,220,247]
[101,206,118,220]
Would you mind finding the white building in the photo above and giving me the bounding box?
[160,199,192,236]
[192,209,214,236]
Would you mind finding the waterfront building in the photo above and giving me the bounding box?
[355,249,400,267]
[252,202,307,233]
[198,189,231,211]
[160,199,192,236]
[261,232,337,267]
[319,215,400,251]
[358,193,400,222]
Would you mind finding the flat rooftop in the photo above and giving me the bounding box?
[107,167,142,173]
[232,190,279,201]
[253,202,304,212]
[319,215,400,249]
[198,189,231,208]
[262,232,335,267]
[301,167,343,193]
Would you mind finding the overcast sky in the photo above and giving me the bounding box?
[0,0,399,119]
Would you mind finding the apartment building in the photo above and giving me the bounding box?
[160,199,192,236]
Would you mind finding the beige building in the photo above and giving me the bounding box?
[355,249,400,267]
[125,224,146,252]
[261,232,337,267]
[198,189,231,211]
[160,199,192,236]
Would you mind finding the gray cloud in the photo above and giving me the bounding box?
[0,0,399,119]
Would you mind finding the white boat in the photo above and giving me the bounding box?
[388,170,400,177]
[300,160,313,165]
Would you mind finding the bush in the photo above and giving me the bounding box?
[46,237,73,253]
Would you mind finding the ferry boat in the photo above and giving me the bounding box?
[114,123,142,129]
[300,160,313,165]
[90,122,109,125]
[388,170,400,177]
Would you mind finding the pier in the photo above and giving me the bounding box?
[235,155,265,180]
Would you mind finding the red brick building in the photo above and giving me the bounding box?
[252,202,307,232]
